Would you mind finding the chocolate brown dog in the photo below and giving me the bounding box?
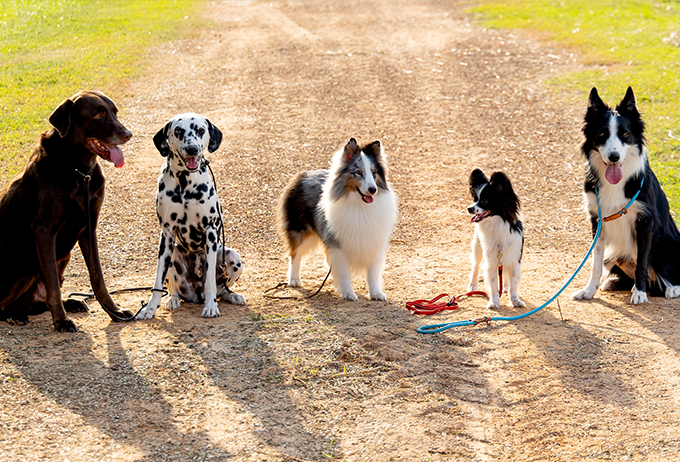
[0,90,134,331]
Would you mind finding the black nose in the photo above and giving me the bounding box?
[186,146,199,156]
[368,186,377,195]
[608,152,620,163]
[467,206,475,214]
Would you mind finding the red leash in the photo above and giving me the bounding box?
[406,266,503,316]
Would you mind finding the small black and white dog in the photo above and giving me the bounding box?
[137,113,246,320]
[467,169,525,309]
[572,87,680,304]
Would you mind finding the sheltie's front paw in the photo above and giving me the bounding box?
[341,291,358,301]
[370,291,387,301]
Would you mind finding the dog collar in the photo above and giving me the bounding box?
[601,177,644,222]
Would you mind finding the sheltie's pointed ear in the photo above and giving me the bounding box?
[344,137,359,161]
[617,86,638,116]
[364,140,382,158]
[587,87,607,114]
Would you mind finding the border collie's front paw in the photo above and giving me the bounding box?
[166,296,181,311]
[571,287,596,300]
[666,286,680,299]
[342,291,358,301]
[631,289,648,304]
[201,300,221,318]
[370,291,387,301]
[224,292,246,305]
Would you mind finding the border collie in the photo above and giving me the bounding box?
[277,138,398,301]
[467,169,525,309]
[571,87,680,304]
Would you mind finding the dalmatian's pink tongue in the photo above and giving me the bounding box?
[187,157,198,170]
[605,163,622,185]
[107,145,125,168]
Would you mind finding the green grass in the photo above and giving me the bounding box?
[0,0,205,180]
[472,0,680,211]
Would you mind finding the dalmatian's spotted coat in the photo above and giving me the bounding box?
[137,113,246,320]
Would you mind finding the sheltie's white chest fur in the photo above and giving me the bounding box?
[321,189,397,269]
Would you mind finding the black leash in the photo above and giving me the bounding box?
[262,267,332,300]
[71,165,142,322]
[205,159,236,296]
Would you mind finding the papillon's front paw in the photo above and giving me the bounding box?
[511,297,526,308]
[631,289,648,305]
[467,282,478,292]
[571,287,597,300]
[486,299,500,309]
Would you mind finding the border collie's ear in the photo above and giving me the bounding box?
[49,98,75,138]
[618,86,638,115]
[206,119,223,153]
[344,138,359,161]
[587,87,607,114]
[153,121,172,157]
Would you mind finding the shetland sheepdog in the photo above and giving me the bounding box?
[572,87,680,304]
[467,169,525,309]
[277,138,398,301]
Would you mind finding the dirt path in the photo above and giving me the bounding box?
[3,1,680,460]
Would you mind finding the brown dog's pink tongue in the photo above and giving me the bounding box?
[108,145,125,168]
[605,163,622,184]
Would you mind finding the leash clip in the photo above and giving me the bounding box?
[473,316,492,326]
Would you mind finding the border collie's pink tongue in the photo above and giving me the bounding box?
[605,163,622,185]
[187,157,198,170]
[107,145,125,168]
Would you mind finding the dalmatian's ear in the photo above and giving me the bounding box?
[153,121,172,157]
[206,119,223,153]
[49,97,75,138]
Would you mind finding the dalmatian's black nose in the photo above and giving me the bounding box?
[186,146,199,156]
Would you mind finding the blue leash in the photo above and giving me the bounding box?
[417,178,644,334]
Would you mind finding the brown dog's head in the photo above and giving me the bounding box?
[49,90,132,168]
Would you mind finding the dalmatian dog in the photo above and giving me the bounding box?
[137,113,246,320]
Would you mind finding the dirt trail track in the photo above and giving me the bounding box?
[3,1,680,461]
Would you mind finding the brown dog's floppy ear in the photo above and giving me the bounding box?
[49,98,75,138]
[206,119,223,153]
[153,122,172,157]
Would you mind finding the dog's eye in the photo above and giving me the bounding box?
[174,127,185,137]
[196,128,205,137]
[621,131,630,140]
[93,111,106,120]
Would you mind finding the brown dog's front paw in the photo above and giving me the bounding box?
[8,315,29,326]
[55,319,78,332]
[64,299,90,313]
[110,309,135,322]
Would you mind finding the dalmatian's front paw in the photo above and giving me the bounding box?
[166,295,181,311]
[223,292,246,305]
[136,301,160,320]
[201,300,221,318]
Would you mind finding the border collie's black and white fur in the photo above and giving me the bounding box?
[277,138,398,301]
[467,169,525,309]
[572,87,680,304]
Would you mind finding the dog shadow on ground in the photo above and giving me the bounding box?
[1,313,235,461]
[490,296,639,407]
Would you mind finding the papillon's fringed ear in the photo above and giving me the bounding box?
[344,138,359,161]
[49,98,75,138]
[490,171,512,193]
[587,87,607,114]
[618,86,638,115]
[206,119,223,153]
[153,122,172,157]
[469,168,488,187]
